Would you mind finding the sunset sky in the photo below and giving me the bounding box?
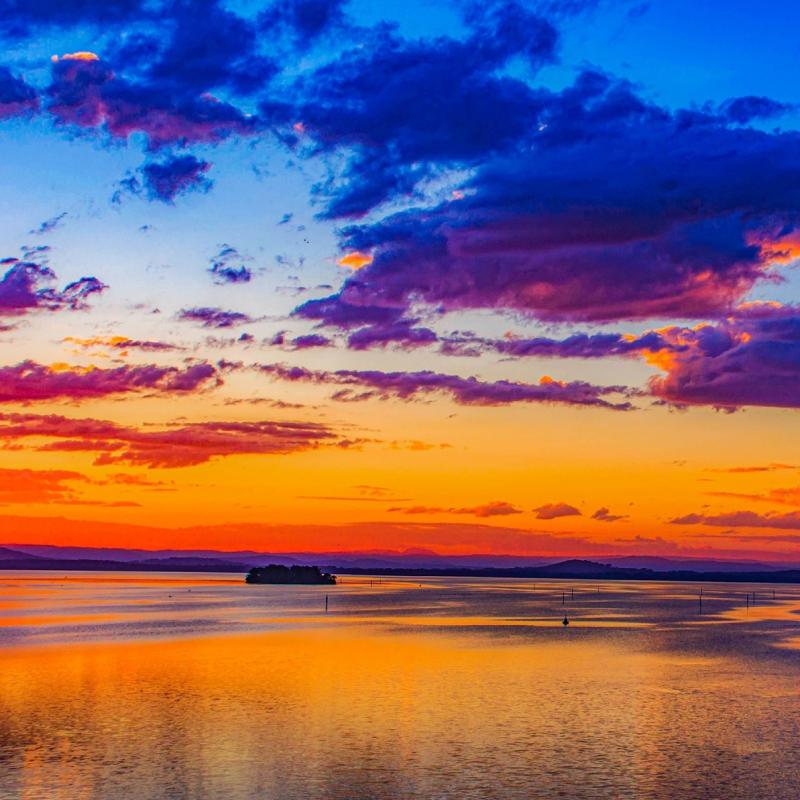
[2,0,800,560]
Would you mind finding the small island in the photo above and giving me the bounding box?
[245,565,336,585]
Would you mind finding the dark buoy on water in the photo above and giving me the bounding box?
[562,615,569,627]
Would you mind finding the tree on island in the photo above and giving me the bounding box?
[245,565,336,585]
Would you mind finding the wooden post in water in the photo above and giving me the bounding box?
[325,594,329,613]
[562,592,565,605]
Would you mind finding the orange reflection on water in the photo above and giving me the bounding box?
[2,575,800,798]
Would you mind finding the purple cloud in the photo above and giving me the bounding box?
[306,70,800,327]
[649,309,800,410]
[140,155,212,203]
[0,360,220,403]
[47,53,258,149]
[0,66,38,118]
[270,332,333,350]
[177,307,254,328]
[0,258,106,318]
[209,244,252,285]
[260,363,635,410]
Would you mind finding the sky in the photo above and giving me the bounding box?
[2,0,800,561]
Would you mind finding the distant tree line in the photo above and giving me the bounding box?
[245,565,336,585]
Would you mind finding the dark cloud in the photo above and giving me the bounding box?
[294,294,406,329]
[47,53,257,149]
[208,244,252,285]
[0,360,220,403]
[0,257,106,317]
[533,502,581,519]
[310,70,800,326]
[721,95,795,124]
[0,66,39,117]
[177,307,254,328]
[440,329,673,359]
[592,506,627,523]
[649,309,800,410]
[0,0,152,33]
[142,1,276,96]
[0,411,342,468]
[259,362,635,409]
[347,321,437,351]
[140,155,212,203]
[270,331,333,350]
[259,0,348,45]
[263,4,556,217]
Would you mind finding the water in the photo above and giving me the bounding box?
[0,572,799,799]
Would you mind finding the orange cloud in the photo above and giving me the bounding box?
[337,251,373,270]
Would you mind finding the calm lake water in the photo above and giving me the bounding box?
[0,571,799,800]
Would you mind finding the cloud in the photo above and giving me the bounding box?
[706,463,798,474]
[670,510,800,531]
[263,2,556,217]
[208,244,252,285]
[305,69,800,326]
[0,257,106,318]
[270,331,333,350]
[64,336,182,353]
[0,0,151,32]
[441,329,674,359]
[0,467,86,504]
[259,0,348,46]
[648,309,800,410]
[47,52,258,149]
[720,95,795,124]
[591,506,628,523]
[0,467,139,506]
[137,155,213,203]
[259,363,635,409]
[347,321,438,351]
[0,66,39,118]
[0,411,343,468]
[30,212,67,235]
[177,307,254,328]
[532,502,581,519]
[388,501,522,517]
[0,360,220,403]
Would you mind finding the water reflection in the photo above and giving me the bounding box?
[0,572,799,799]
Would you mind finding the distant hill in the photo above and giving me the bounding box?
[2,545,800,583]
[328,559,800,584]
[0,546,39,561]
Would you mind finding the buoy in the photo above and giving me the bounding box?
[562,616,569,627]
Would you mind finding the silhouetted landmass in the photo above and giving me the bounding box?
[245,565,336,585]
[3,544,793,572]
[2,547,800,584]
[326,558,800,584]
